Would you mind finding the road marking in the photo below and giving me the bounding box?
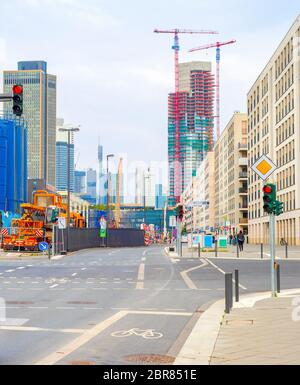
[81,268,87,271]
[17,267,25,270]
[180,260,209,290]
[50,284,59,289]
[72,273,78,277]
[205,258,248,290]
[5,270,14,273]
[35,309,192,365]
[136,263,145,290]
[141,257,146,262]
[36,311,128,365]
[0,326,85,333]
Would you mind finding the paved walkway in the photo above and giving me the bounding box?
[211,293,300,365]
[179,243,300,260]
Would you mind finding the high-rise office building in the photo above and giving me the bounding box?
[3,61,57,187]
[155,184,167,210]
[135,166,145,206]
[86,168,97,205]
[56,118,75,192]
[168,61,214,206]
[74,170,86,195]
[0,117,27,214]
[144,168,156,207]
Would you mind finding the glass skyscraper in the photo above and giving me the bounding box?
[3,61,57,188]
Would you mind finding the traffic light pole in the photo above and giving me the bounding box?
[270,212,276,297]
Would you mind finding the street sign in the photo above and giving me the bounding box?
[38,242,49,252]
[169,216,176,228]
[251,155,277,181]
[58,217,66,230]
[99,216,107,238]
[219,237,228,249]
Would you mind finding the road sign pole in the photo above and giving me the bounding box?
[270,213,276,297]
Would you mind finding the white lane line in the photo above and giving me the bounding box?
[136,263,145,290]
[141,257,146,262]
[180,260,209,290]
[36,311,128,365]
[49,284,59,289]
[205,258,248,290]
[17,267,25,270]
[72,273,77,277]
[5,270,14,273]
[81,268,87,271]
[0,326,85,333]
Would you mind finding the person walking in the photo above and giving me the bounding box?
[237,231,245,252]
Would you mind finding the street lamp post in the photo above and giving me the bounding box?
[59,125,80,253]
[106,154,114,241]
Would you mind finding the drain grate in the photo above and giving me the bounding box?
[124,355,175,364]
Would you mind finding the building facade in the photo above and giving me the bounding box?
[168,61,215,206]
[75,170,86,195]
[56,119,75,192]
[248,15,300,245]
[214,112,248,235]
[135,166,145,206]
[0,117,27,214]
[144,168,156,207]
[3,61,57,187]
[193,152,215,233]
[86,168,97,205]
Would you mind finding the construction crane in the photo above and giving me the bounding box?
[189,39,237,139]
[154,28,218,204]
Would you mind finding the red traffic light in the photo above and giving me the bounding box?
[13,85,23,94]
[263,185,272,194]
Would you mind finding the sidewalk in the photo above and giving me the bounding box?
[211,291,300,365]
[178,243,300,260]
[0,250,51,261]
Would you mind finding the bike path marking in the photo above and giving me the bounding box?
[111,328,163,340]
[35,310,192,365]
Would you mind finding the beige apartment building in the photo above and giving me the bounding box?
[193,152,215,232]
[181,152,215,234]
[248,15,300,245]
[214,112,248,235]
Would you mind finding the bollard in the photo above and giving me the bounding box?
[215,239,218,258]
[276,263,281,293]
[261,243,264,259]
[198,243,201,259]
[235,269,240,302]
[225,273,233,314]
[237,241,240,259]
[285,243,288,260]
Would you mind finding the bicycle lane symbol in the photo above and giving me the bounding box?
[111,328,163,340]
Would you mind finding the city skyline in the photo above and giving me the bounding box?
[0,1,299,173]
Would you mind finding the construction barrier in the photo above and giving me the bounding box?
[1,227,47,252]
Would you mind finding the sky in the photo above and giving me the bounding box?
[0,0,299,197]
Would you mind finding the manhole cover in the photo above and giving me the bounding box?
[67,301,97,305]
[124,355,175,364]
[70,360,96,366]
[7,301,34,305]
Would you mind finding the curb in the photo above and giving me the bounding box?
[174,287,300,365]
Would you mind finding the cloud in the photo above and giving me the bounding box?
[21,0,119,30]
[125,67,173,88]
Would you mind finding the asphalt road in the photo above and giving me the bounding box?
[0,245,299,365]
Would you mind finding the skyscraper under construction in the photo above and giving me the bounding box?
[168,61,215,206]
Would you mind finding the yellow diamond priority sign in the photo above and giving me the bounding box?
[251,155,277,181]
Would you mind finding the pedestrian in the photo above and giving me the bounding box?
[229,234,233,245]
[237,231,245,252]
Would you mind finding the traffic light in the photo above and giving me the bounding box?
[178,205,184,222]
[263,184,276,214]
[51,208,59,223]
[274,201,284,216]
[12,85,23,117]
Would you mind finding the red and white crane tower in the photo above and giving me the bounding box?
[154,29,218,204]
[189,39,236,140]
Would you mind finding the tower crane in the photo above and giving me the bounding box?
[154,29,218,204]
[189,39,237,140]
